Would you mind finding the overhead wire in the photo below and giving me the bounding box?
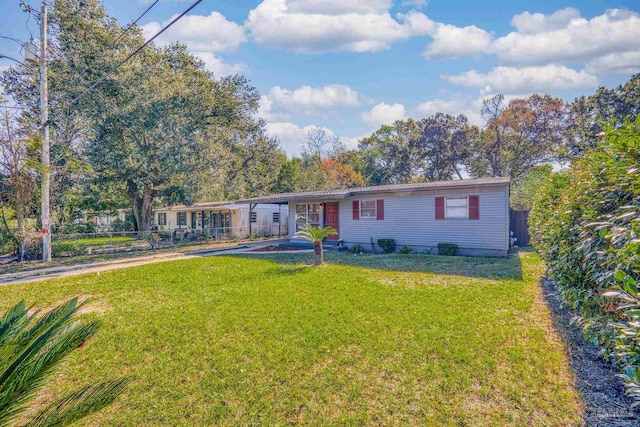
[111,0,160,48]
[67,0,203,108]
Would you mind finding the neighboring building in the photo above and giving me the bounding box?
[76,209,131,232]
[153,202,287,239]
[236,177,511,257]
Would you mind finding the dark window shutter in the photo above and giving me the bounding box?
[376,199,384,220]
[469,195,480,220]
[352,200,360,220]
[435,197,445,220]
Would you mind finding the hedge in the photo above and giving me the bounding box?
[530,117,640,406]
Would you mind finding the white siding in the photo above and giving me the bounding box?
[339,187,508,254]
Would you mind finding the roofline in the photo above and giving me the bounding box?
[234,178,511,205]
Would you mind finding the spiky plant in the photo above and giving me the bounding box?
[294,224,337,266]
[0,298,128,427]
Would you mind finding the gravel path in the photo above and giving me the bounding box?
[541,278,640,427]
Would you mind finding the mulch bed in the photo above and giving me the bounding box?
[541,278,640,427]
[247,245,308,252]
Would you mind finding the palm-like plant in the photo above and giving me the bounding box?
[0,298,128,427]
[294,224,337,266]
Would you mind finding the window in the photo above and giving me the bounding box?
[272,212,280,223]
[250,212,257,223]
[158,213,167,226]
[295,203,320,231]
[445,197,468,219]
[360,200,376,218]
[177,212,187,227]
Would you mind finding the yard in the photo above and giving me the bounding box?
[0,251,582,426]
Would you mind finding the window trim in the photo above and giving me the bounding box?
[158,212,167,226]
[295,203,321,231]
[177,212,187,227]
[359,199,377,219]
[445,196,469,219]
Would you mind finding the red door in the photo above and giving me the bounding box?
[324,202,339,240]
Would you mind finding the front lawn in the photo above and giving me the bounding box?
[0,252,581,426]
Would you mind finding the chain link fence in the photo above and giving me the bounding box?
[8,224,288,261]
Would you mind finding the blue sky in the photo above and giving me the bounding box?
[2,0,640,156]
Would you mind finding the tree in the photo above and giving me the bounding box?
[0,298,128,426]
[273,157,303,193]
[509,164,552,210]
[467,94,568,180]
[359,121,416,185]
[565,74,640,157]
[0,106,37,237]
[410,113,476,181]
[294,224,337,266]
[359,115,477,184]
[318,158,364,188]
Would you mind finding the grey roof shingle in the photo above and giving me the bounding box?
[235,177,510,204]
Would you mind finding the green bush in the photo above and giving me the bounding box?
[52,241,84,257]
[530,117,640,406]
[399,246,413,254]
[350,243,363,254]
[437,243,458,256]
[377,239,396,254]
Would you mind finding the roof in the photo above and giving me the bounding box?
[155,201,238,212]
[236,177,511,204]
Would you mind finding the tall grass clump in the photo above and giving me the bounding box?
[530,117,640,405]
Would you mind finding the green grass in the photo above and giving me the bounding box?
[0,252,581,426]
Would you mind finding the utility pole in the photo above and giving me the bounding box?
[40,2,51,262]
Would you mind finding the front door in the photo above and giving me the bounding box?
[324,202,339,240]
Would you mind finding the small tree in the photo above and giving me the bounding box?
[294,224,337,266]
[0,298,128,426]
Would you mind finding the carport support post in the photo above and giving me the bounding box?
[249,203,256,240]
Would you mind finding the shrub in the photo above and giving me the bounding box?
[399,246,413,254]
[530,117,640,406]
[437,243,458,256]
[0,299,128,426]
[350,243,363,254]
[377,239,396,254]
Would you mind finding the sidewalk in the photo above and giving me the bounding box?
[0,240,291,286]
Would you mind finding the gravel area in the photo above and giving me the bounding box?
[542,278,640,427]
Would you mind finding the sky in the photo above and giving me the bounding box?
[1,0,640,156]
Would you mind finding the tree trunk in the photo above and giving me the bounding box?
[313,241,323,266]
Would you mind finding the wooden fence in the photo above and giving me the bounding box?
[510,209,530,247]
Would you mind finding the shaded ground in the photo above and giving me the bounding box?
[247,245,307,252]
[237,251,523,280]
[541,278,640,427]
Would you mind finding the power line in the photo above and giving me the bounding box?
[111,0,160,48]
[68,0,203,107]
[0,35,23,46]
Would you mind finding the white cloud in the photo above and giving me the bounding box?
[443,65,598,94]
[401,0,428,8]
[245,0,434,53]
[420,8,640,76]
[493,9,640,66]
[141,11,247,76]
[585,50,640,76]
[286,0,392,15]
[361,102,406,127]
[414,96,483,125]
[422,23,493,59]
[268,84,360,110]
[265,121,357,156]
[510,7,580,34]
[195,53,248,77]
[141,11,246,52]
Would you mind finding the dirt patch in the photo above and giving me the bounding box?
[247,245,307,252]
[541,278,640,427]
